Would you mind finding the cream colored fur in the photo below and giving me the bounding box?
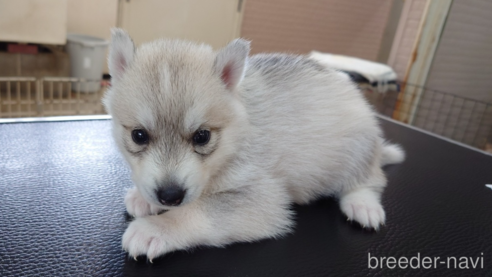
[104,29,405,261]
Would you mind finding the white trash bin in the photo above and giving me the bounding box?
[66,34,109,92]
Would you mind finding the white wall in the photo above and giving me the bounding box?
[67,0,118,41]
[241,0,393,61]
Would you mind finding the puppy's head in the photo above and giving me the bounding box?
[104,29,250,209]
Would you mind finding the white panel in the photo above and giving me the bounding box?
[425,0,492,104]
[0,0,67,45]
[67,0,118,41]
[119,0,243,49]
[387,0,428,79]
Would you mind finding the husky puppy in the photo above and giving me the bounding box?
[103,29,405,261]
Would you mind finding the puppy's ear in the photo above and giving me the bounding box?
[214,39,250,91]
[108,28,135,82]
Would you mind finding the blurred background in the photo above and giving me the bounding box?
[0,0,490,152]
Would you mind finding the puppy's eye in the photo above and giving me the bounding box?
[132,129,149,145]
[193,130,210,146]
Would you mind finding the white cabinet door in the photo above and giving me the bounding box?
[0,0,67,44]
[118,0,244,49]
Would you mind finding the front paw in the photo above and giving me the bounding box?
[125,187,163,217]
[340,189,385,230]
[122,217,175,261]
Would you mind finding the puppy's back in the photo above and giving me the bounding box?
[239,54,382,202]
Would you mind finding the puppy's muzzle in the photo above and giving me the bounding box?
[156,184,186,206]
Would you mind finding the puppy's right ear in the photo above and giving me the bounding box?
[108,28,135,82]
[214,39,250,91]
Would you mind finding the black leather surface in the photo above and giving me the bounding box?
[1,118,491,276]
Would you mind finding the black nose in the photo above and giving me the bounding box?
[156,185,186,206]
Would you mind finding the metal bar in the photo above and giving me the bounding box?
[16,81,21,114]
[27,81,31,115]
[43,77,80,82]
[449,99,465,140]
[429,92,444,133]
[49,81,54,114]
[7,81,11,117]
[58,82,63,112]
[37,79,44,116]
[440,96,456,136]
[68,82,72,114]
[36,80,40,116]
[407,87,425,125]
[472,104,488,147]
[460,101,477,143]
[0,114,111,124]
[77,82,81,115]
[0,77,36,82]
[484,116,492,149]
[422,89,438,131]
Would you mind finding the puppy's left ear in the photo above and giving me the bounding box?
[108,28,135,83]
[214,39,250,91]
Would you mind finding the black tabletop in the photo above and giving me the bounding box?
[0,117,491,277]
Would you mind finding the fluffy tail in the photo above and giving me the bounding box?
[381,142,405,166]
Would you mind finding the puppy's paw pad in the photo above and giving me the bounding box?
[125,187,163,217]
[340,191,385,230]
[122,218,172,260]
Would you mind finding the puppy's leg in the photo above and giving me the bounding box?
[339,168,387,230]
[122,181,293,261]
[125,187,163,217]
